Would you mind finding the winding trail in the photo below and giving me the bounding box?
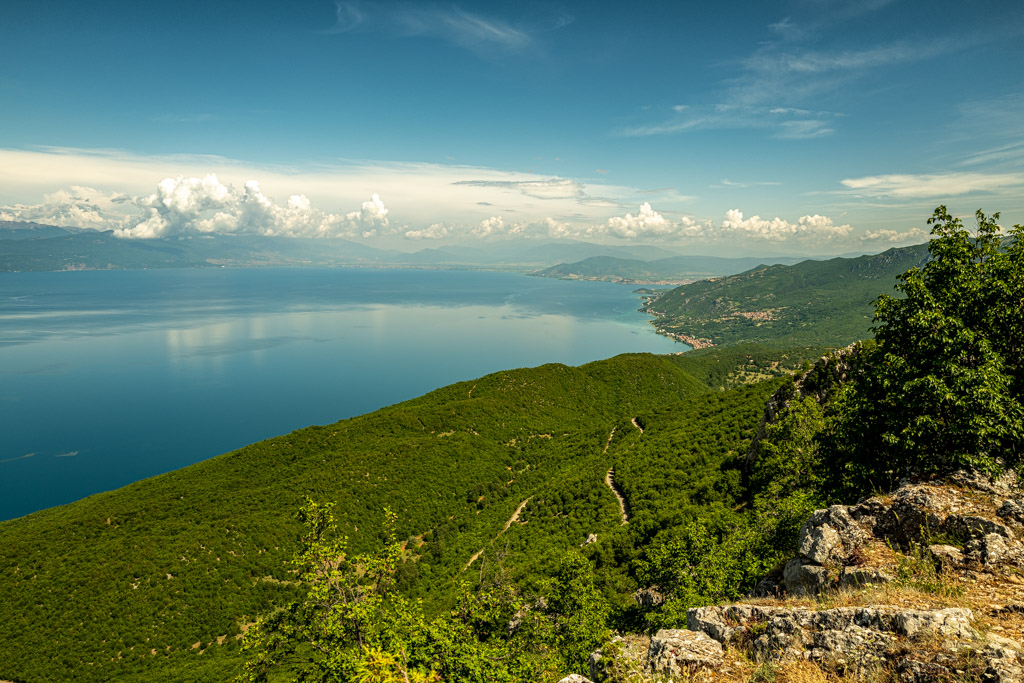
[605,468,630,525]
[631,417,644,433]
[603,426,616,454]
[464,496,533,570]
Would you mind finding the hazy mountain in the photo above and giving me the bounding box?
[533,253,807,283]
[0,221,682,272]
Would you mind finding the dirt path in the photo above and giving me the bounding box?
[631,417,644,433]
[605,468,630,525]
[603,426,616,453]
[465,496,533,569]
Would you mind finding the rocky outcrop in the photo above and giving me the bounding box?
[646,629,723,677]
[603,467,1024,680]
[588,631,726,682]
[775,469,1024,597]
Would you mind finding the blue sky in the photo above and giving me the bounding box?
[1,0,1022,255]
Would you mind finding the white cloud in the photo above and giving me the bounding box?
[472,216,508,238]
[601,202,674,238]
[862,227,927,243]
[114,175,389,239]
[0,185,129,229]
[0,173,393,240]
[711,209,852,241]
[403,222,452,240]
[840,172,1024,198]
[0,147,647,232]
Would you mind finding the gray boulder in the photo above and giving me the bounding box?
[646,629,723,677]
[798,505,871,566]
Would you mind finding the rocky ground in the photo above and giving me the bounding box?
[569,467,1024,682]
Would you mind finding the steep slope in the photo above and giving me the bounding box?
[645,243,930,348]
[0,350,805,683]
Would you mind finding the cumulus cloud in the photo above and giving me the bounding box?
[403,222,452,240]
[0,185,130,229]
[602,202,674,238]
[716,209,852,241]
[0,172,390,239]
[112,175,388,239]
[472,216,508,238]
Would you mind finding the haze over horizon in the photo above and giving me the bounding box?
[1,0,1022,257]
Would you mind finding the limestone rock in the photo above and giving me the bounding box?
[949,467,1018,497]
[646,629,723,677]
[893,608,975,640]
[966,532,1024,567]
[687,605,782,644]
[998,499,1024,526]
[837,566,894,589]
[798,505,871,566]
[557,675,594,683]
[783,557,833,595]
[927,543,965,569]
[984,642,1024,683]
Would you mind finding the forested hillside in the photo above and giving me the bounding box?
[645,243,930,348]
[0,347,814,682]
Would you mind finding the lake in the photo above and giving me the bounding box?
[0,267,684,520]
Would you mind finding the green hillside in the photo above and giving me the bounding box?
[645,243,930,348]
[0,347,813,683]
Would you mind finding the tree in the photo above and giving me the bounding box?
[543,552,610,673]
[238,500,435,683]
[238,499,581,683]
[823,207,1024,494]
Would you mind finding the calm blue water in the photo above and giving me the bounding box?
[0,267,684,520]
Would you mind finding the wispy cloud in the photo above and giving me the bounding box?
[452,178,584,201]
[324,1,365,34]
[620,0,975,142]
[323,2,538,53]
[400,7,531,51]
[0,452,36,464]
[620,105,841,139]
[841,172,1024,198]
[711,178,781,189]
